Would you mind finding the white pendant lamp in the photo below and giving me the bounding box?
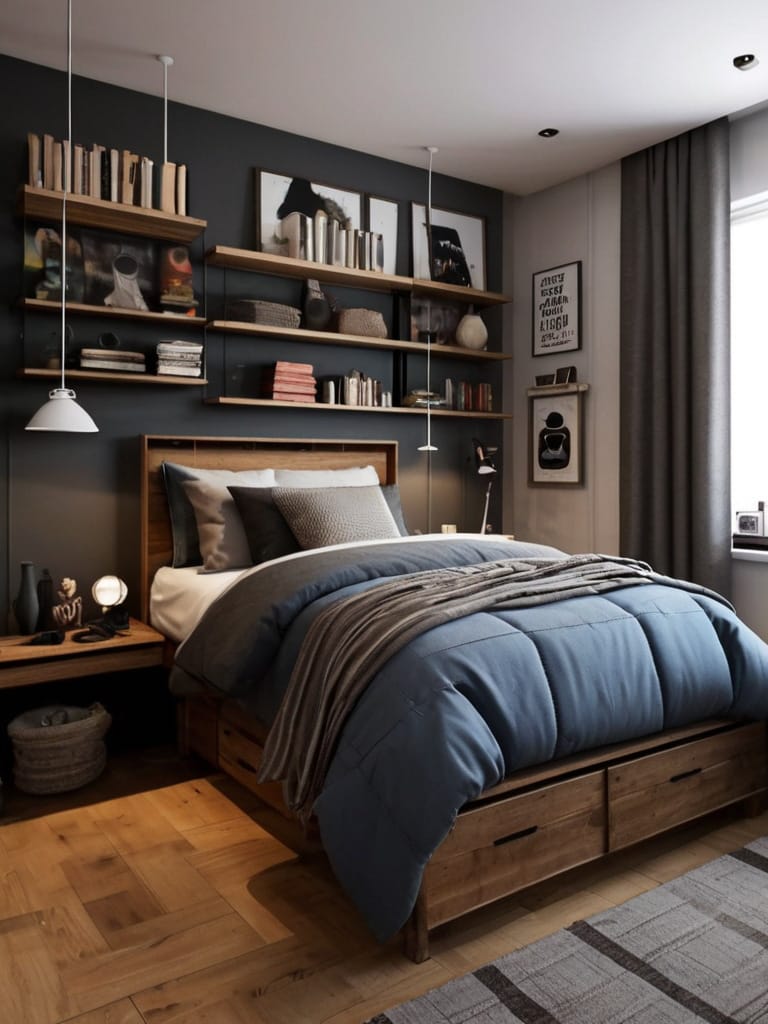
[26,0,98,433]
[417,145,438,454]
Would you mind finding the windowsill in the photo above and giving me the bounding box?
[732,547,768,562]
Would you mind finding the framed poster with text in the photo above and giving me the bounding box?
[532,260,581,356]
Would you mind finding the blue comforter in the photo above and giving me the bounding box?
[170,537,768,941]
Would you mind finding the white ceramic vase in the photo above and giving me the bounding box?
[455,309,488,350]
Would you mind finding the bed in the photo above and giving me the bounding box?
[140,433,768,961]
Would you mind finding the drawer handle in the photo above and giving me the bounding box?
[494,825,538,846]
[235,756,258,775]
[669,767,702,784]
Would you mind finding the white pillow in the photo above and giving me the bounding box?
[273,464,380,487]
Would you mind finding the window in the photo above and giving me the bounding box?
[730,197,768,533]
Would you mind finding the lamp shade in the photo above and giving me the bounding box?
[92,575,128,609]
[25,388,99,432]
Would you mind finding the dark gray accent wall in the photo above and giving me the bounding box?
[0,54,504,628]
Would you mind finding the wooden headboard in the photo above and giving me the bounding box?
[139,434,399,621]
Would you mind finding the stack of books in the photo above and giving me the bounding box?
[264,360,317,402]
[79,348,146,373]
[156,340,203,377]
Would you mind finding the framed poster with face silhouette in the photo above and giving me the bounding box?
[529,389,583,485]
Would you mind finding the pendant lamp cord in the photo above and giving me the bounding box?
[60,0,72,394]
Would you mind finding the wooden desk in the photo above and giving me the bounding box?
[0,619,165,690]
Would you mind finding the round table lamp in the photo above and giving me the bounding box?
[92,575,128,615]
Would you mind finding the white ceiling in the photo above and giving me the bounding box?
[3,0,768,195]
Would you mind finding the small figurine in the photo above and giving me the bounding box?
[52,576,83,629]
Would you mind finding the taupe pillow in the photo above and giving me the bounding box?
[182,475,274,572]
[272,485,401,549]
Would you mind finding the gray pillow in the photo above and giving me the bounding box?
[380,484,409,536]
[162,461,275,567]
[272,485,401,549]
[182,475,274,572]
[228,486,301,565]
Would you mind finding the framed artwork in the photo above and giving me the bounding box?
[255,169,362,255]
[366,195,399,275]
[411,203,486,290]
[529,388,584,485]
[80,231,156,310]
[531,260,581,356]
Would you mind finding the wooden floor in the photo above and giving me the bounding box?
[1,761,767,1024]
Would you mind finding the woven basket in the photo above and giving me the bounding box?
[227,299,301,328]
[337,308,387,338]
[8,703,111,794]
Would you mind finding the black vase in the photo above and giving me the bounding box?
[14,561,39,635]
[36,568,54,632]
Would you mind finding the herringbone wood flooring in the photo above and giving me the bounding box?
[1,765,766,1024]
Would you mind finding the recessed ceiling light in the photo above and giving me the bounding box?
[733,53,758,70]
[538,128,559,138]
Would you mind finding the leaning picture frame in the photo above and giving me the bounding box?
[255,169,363,256]
[528,388,584,485]
[531,260,581,356]
[366,195,399,275]
[411,203,486,291]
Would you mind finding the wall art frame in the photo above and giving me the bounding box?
[531,260,581,356]
[411,202,486,291]
[366,194,399,275]
[255,169,363,255]
[528,386,584,485]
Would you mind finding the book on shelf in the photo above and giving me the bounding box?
[156,340,203,355]
[139,156,154,208]
[62,139,71,192]
[159,161,176,214]
[270,391,316,403]
[109,148,119,203]
[88,144,103,198]
[121,150,139,204]
[176,164,187,216]
[157,363,202,377]
[42,133,54,190]
[344,228,357,269]
[27,132,42,187]
[313,209,327,265]
[275,359,313,375]
[80,358,146,373]
[51,142,63,192]
[281,212,313,261]
[80,347,145,364]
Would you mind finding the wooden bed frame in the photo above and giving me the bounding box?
[140,433,768,962]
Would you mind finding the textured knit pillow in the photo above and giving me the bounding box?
[272,485,400,549]
[272,465,380,487]
[181,476,277,572]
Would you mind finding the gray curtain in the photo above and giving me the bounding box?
[620,117,731,596]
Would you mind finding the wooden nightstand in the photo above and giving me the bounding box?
[0,619,165,690]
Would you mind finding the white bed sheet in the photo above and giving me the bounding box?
[150,534,517,644]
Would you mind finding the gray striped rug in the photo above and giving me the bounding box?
[367,837,768,1024]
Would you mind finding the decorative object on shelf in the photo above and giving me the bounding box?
[473,438,499,534]
[455,306,488,350]
[403,389,446,408]
[159,244,197,313]
[255,169,362,257]
[532,260,582,356]
[303,278,333,331]
[25,0,98,434]
[13,561,39,635]
[226,298,301,328]
[527,383,587,485]
[265,360,317,403]
[412,201,486,290]
[35,568,55,632]
[367,195,399,275]
[337,307,387,338]
[81,232,155,309]
[410,296,463,346]
[52,576,83,629]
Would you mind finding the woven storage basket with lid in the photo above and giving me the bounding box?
[226,299,301,328]
[8,703,111,794]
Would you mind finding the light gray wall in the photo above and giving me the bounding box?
[502,163,621,556]
[730,104,768,639]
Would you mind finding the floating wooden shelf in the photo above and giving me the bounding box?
[21,298,205,327]
[205,246,509,307]
[18,186,207,243]
[20,367,207,386]
[205,396,510,419]
[206,319,510,360]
